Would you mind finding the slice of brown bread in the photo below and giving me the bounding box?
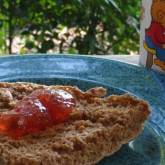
[0,82,150,165]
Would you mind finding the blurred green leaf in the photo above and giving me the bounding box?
[68,47,77,54]
[25,40,35,49]
[0,0,140,54]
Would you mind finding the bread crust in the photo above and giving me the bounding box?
[0,82,150,165]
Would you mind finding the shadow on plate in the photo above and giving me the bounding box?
[98,125,161,165]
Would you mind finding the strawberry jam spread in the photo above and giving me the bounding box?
[0,89,75,139]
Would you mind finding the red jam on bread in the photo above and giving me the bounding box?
[0,89,75,139]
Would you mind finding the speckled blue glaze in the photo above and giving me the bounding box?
[0,54,164,165]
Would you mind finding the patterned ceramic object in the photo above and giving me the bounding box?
[140,0,165,73]
[0,55,164,165]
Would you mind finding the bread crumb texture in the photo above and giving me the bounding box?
[0,82,150,165]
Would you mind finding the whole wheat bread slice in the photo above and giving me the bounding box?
[0,82,150,165]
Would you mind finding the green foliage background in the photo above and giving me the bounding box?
[0,0,140,55]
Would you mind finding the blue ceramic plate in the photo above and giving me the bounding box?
[0,55,164,165]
